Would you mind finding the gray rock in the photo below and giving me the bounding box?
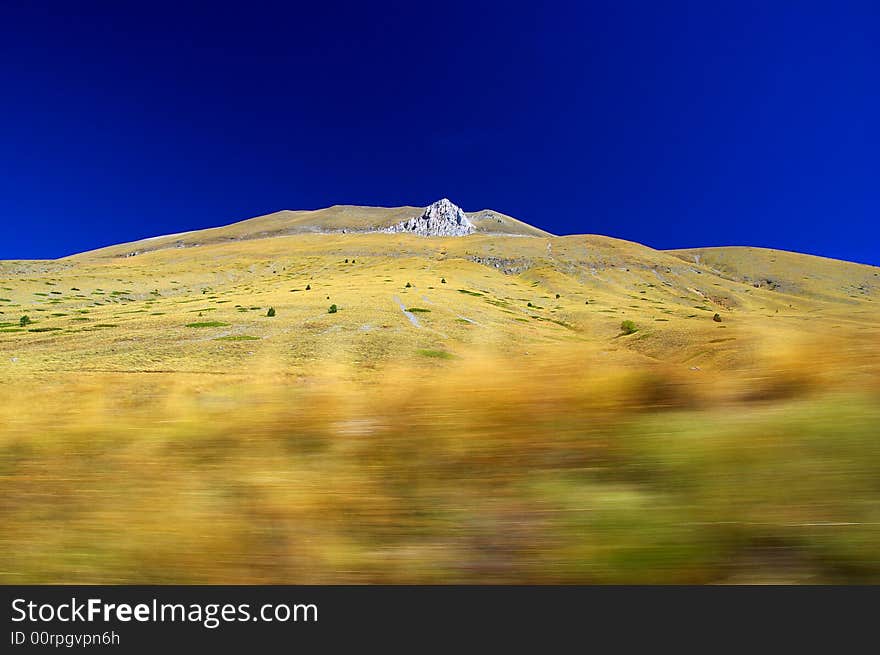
[387,198,475,237]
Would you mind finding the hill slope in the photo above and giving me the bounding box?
[2,200,877,378]
[69,200,551,260]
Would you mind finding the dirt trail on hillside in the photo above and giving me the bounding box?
[393,296,421,328]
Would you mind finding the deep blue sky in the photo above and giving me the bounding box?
[2,1,878,264]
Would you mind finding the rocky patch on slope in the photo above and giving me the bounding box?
[386,198,475,237]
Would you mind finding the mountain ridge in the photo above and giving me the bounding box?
[64,199,551,260]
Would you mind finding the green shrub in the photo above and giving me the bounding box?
[306,284,311,291]
[713,313,722,322]
[267,307,276,317]
[19,315,31,327]
[405,282,412,288]
[620,320,638,335]
[328,304,338,314]
[441,278,446,284]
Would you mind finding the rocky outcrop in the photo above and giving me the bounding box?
[387,198,474,237]
[466,255,531,275]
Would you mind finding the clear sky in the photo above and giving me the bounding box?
[2,1,878,264]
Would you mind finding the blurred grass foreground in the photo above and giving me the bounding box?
[2,340,879,584]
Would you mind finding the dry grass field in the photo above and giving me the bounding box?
[1,205,879,582]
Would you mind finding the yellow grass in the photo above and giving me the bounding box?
[0,336,878,583]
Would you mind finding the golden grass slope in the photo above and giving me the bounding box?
[1,219,878,379]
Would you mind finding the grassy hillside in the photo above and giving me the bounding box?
[4,230,877,376]
[1,208,879,582]
[69,203,551,260]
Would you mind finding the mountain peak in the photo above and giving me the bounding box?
[387,198,475,237]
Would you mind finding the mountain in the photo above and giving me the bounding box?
[1,198,878,377]
[74,198,551,260]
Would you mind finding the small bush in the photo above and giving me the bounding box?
[556,293,561,299]
[267,307,276,317]
[306,284,311,291]
[441,278,447,284]
[620,320,638,335]
[405,282,412,288]
[19,315,31,327]
[328,304,338,314]
[417,349,453,359]
[713,313,722,322]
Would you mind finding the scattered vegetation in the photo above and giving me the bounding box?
[416,349,454,359]
[185,321,230,328]
[267,307,276,317]
[328,304,338,314]
[620,320,638,335]
[19,316,32,327]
